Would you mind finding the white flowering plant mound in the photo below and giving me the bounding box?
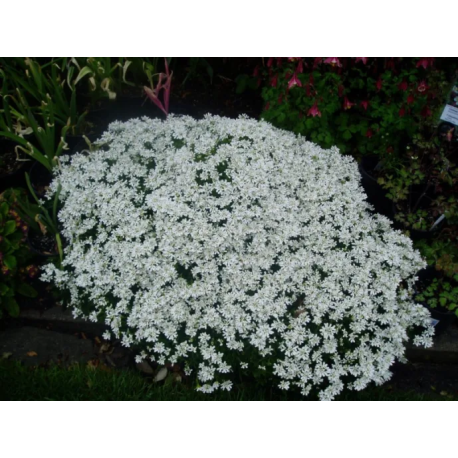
[43,114,433,400]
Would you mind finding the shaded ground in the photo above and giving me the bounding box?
[0,306,457,400]
[1,357,456,401]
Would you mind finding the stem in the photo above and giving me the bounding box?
[411,182,432,214]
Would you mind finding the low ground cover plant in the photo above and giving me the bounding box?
[42,115,434,400]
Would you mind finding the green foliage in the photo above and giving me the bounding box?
[260,58,450,157]
[0,360,455,401]
[11,177,63,264]
[415,238,458,315]
[71,57,135,102]
[0,190,38,319]
[0,58,88,135]
[377,108,458,231]
[235,74,258,94]
[416,238,458,277]
[416,276,458,315]
[182,58,213,86]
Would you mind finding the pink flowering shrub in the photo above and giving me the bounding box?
[259,58,451,158]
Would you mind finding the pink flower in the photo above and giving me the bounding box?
[288,73,302,89]
[307,102,321,117]
[355,58,368,64]
[407,93,415,105]
[360,100,369,111]
[376,78,383,91]
[296,60,304,74]
[399,106,406,117]
[267,57,274,67]
[417,58,434,69]
[417,80,428,93]
[270,75,278,87]
[324,57,342,67]
[343,97,353,110]
[365,129,373,138]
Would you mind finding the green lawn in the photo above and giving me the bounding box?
[0,361,455,401]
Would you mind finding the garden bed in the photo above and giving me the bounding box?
[2,57,458,401]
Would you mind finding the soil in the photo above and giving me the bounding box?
[17,280,55,311]
[29,162,52,198]
[28,232,57,256]
[85,70,263,133]
[0,150,23,176]
[387,361,458,397]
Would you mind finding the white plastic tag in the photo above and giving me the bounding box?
[430,318,440,328]
[440,104,458,126]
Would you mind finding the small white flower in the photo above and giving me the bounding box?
[43,114,432,401]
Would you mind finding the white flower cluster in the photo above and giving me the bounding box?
[42,114,433,400]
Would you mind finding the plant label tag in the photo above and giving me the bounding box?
[430,318,440,328]
[430,214,445,231]
[440,105,458,126]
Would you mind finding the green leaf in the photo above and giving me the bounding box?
[3,296,19,317]
[16,283,38,298]
[4,220,16,236]
[439,297,447,307]
[0,283,8,295]
[3,255,17,270]
[74,66,93,86]
[0,202,8,217]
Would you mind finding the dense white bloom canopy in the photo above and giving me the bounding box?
[43,114,433,400]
